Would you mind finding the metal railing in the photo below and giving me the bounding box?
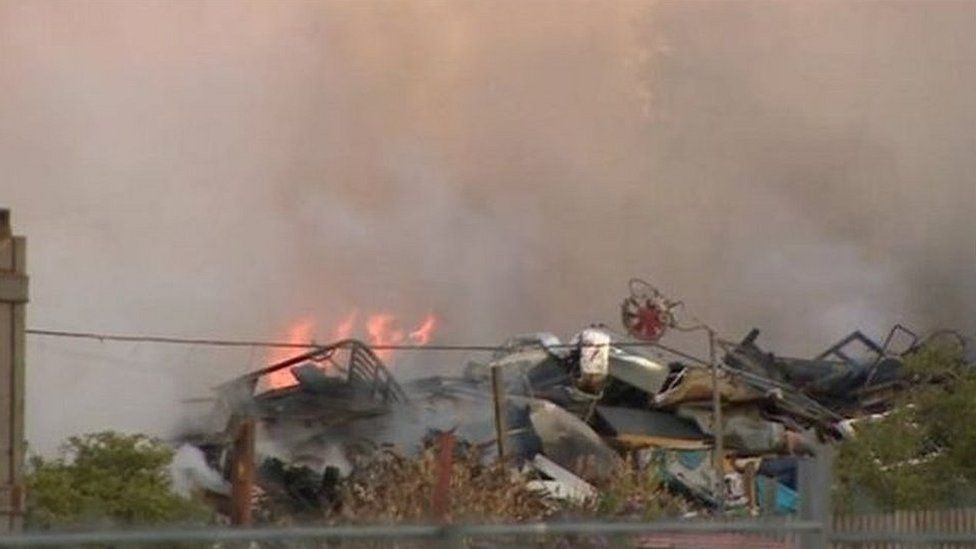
[0,519,820,547]
[3,516,976,547]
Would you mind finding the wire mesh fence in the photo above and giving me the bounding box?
[832,507,976,549]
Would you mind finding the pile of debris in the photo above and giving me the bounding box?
[451,322,916,514]
[177,296,925,522]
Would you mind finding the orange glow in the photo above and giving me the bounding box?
[366,314,405,360]
[261,311,438,391]
[408,314,438,345]
[263,317,315,390]
[364,312,438,359]
[333,309,358,340]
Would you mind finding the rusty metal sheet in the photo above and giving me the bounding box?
[654,368,763,408]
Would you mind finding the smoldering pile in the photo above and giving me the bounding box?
[176,291,934,523]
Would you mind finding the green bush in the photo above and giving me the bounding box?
[834,340,975,511]
[26,431,211,529]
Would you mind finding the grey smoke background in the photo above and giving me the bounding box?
[1,1,973,454]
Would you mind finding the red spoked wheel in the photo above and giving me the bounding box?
[621,279,676,342]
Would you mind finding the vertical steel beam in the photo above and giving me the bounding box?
[0,210,26,532]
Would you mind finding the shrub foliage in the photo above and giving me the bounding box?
[834,339,975,511]
[26,431,209,529]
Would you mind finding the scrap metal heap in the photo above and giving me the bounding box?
[461,322,916,511]
[215,339,408,425]
[184,289,925,521]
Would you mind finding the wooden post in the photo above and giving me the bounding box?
[430,431,455,521]
[229,417,256,527]
[490,365,508,461]
[0,210,26,532]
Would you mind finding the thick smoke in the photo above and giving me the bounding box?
[1,1,973,453]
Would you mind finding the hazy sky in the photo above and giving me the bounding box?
[2,0,973,453]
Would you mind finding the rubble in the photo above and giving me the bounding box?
[179,290,925,523]
[593,406,707,450]
[525,399,621,482]
[526,454,597,503]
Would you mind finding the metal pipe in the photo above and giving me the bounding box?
[709,329,725,513]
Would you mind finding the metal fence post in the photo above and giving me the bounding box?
[798,442,833,548]
[709,330,725,512]
[817,444,834,547]
[491,365,508,460]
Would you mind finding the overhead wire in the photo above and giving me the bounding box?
[24,327,710,364]
[26,329,498,352]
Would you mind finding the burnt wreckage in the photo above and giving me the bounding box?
[216,339,408,426]
[190,291,924,516]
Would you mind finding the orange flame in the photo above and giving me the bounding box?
[366,314,404,361]
[261,311,438,391]
[263,317,315,391]
[409,314,438,345]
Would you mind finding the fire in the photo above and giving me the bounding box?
[365,314,404,360]
[409,314,437,345]
[363,312,436,360]
[262,311,438,390]
[263,317,315,390]
[334,310,358,340]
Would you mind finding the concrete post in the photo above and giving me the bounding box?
[0,209,27,532]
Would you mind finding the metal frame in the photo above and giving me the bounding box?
[218,338,409,407]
